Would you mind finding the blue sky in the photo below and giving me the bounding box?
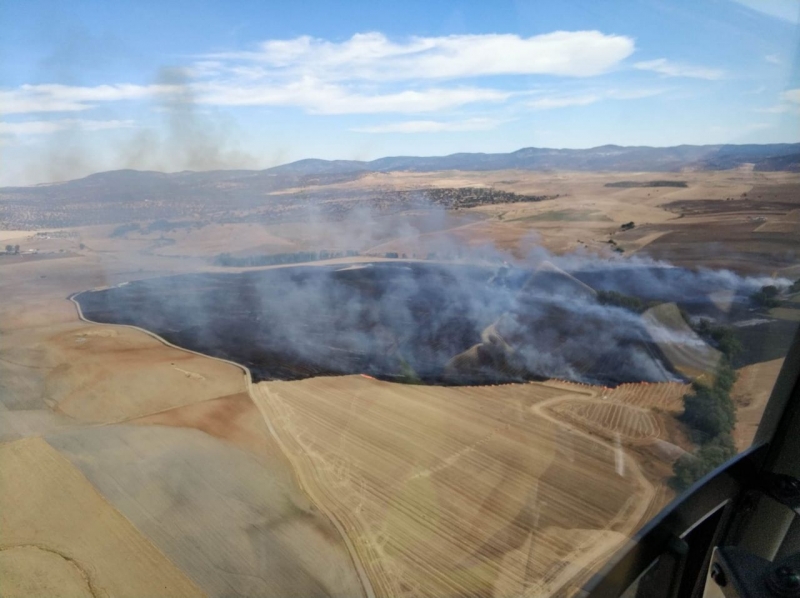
[1,0,799,184]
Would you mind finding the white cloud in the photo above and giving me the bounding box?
[353,118,505,133]
[0,84,178,115]
[765,54,782,64]
[2,30,633,118]
[530,94,601,109]
[709,121,773,135]
[782,88,800,103]
[754,89,800,114]
[0,119,135,135]
[205,31,635,81]
[755,104,790,113]
[528,88,664,110]
[198,79,510,114]
[192,31,636,115]
[633,59,724,80]
[0,77,509,117]
[731,0,800,23]
[0,31,688,121]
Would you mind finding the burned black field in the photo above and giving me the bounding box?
[77,263,513,383]
[75,261,790,386]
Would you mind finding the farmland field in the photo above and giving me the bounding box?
[0,437,205,598]
[1,168,797,597]
[252,375,672,597]
[548,400,663,442]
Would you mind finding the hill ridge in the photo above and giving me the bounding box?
[4,142,800,190]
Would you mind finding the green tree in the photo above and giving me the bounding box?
[681,360,738,440]
[672,434,737,491]
[762,285,779,298]
[694,320,743,360]
[675,360,740,490]
[752,284,781,308]
[682,383,736,439]
[714,361,737,393]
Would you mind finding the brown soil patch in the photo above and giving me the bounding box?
[640,219,800,273]
[132,392,276,460]
[43,323,246,423]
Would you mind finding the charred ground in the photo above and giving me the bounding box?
[74,261,778,387]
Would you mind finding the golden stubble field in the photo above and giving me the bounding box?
[0,168,796,597]
[252,375,696,597]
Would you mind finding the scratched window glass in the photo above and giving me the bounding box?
[1,1,798,597]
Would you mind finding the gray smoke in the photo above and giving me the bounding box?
[118,67,258,172]
[78,197,792,387]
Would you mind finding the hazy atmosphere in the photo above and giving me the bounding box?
[2,0,799,184]
[2,2,800,598]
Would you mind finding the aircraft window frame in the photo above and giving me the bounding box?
[584,325,800,597]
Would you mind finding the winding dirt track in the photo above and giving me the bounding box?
[253,376,658,597]
[524,394,656,595]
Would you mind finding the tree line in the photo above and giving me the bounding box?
[214,249,360,267]
[672,321,743,491]
[751,280,800,308]
[596,289,657,313]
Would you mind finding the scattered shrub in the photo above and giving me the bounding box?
[110,223,140,237]
[596,290,655,313]
[214,249,359,267]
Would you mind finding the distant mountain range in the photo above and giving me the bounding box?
[3,143,799,228]
[5,144,800,196]
[264,143,800,175]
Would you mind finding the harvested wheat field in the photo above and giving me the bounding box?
[42,323,247,423]
[539,379,690,413]
[0,437,204,598]
[732,358,785,450]
[46,422,366,598]
[254,375,660,597]
[548,400,663,443]
[602,381,690,412]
